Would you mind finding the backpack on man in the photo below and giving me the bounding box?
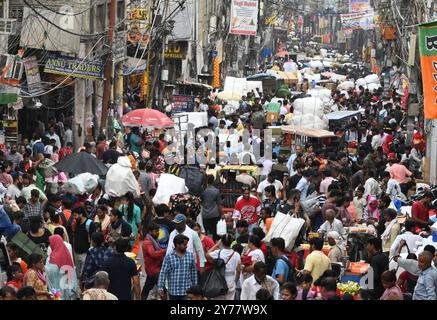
[202,250,234,298]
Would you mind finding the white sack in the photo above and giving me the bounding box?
[62,173,99,195]
[293,97,324,117]
[337,80,354,90]
[287,114,328,129]
[105,156,140,198]
[365,74,380,84]
[331,73,347,82]
[356,78,367,87]
[367,83,381,92]
[264,211,306,250]
[153,173,188,205]
[309,60,324,71]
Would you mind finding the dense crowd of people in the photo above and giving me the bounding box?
[0,50,437,302]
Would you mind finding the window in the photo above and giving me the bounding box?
[96,4,106,32]
[116,0,125,31]
[0,19,17,35]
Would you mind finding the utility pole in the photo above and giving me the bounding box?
[100,0,117,133]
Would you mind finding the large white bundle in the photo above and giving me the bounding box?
[287,114,328,129]
[308,88,332,100]
[367,82,381,92]
[356,78,367,86]
[365,74,380,84]
[105,156,140,197]
[331,73,347,82]
[62,173,99,195]
[309,60,324,70]
[323,60,332,68]
[320,48,328,57]
[304,73,321,82]
[293,97,324,117]
[264,211,306,250]
[337,80,354,90]
[153,174,188,205]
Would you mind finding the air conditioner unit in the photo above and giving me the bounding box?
[9,61,24,80]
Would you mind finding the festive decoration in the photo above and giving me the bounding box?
[213,57,220,88]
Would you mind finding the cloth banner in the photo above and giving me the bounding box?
[419,21,437,119]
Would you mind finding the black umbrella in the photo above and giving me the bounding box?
[54,151,109,175]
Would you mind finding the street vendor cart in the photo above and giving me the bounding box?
[325,110,362,131]
[279,125,337,157]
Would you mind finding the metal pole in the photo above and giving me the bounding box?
[100,0,117,133]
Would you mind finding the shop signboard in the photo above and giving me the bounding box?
[229,0,259,35]
[172,95,195,113]
[44,54,104,80]
[23,56,43,95]
[349,0,371,13]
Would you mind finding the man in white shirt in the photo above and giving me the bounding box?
[287,145,303,175]
[371,128,387,150]
[46,126,61,150]
[382,171,404,200]
[363,171,381,199]
[166,214,206,271]
[318,209,346,240]
[241,261,280,300]
[257,173,284,201]
[389,220,423,257]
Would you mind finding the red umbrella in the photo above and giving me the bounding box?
[121,108,174,128]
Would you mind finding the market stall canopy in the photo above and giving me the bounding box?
[246,72,276,81]
[121,108,174,129]
[55,151,109,175]
[281,125,336,138]
[326,110,362,121]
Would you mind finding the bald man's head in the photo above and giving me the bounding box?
[418,251,433,271]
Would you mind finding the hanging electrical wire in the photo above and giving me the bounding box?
[22,0,128,38]
[18,35,106,98]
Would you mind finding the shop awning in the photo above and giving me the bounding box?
[176,80,213,90]
[326,110,362,121]
[281,125,336,138]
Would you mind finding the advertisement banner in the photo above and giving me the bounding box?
[419,21,437,119]
[23,56,43,95]
[349,0,371,13]
[172,95,195,113]
[44,54,104,80]
[230,0,259,35]
[341,10,375,31]
[127,0,150,46]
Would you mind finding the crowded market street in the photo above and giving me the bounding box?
[0,0,437,303]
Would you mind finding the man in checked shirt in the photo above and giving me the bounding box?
[158,234,198,300]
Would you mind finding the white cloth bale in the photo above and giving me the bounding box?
[287,114,328,129]
[356,78,367,87]
[331,73,347,82]
[293,97,324,117]
[367,82,381,92]
[337,80,354,90]
[309,60,324,71]
[364,74,380,84]
[153,174,188,205]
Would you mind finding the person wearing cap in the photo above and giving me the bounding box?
[165,214,206,272]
